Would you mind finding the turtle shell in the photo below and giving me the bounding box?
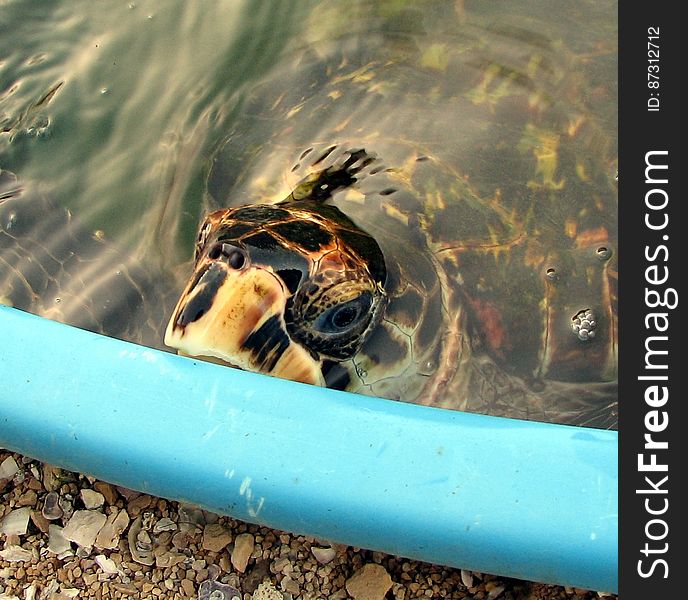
[197,8,617,427]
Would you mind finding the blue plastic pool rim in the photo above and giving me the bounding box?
[0,305,618,592]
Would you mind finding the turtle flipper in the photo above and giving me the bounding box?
[280,147,379,204]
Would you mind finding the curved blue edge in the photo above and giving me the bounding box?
[0,305,618,592]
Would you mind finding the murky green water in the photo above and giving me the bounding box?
[1,0,617,427]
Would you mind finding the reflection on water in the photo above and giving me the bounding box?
[0,0,617,428]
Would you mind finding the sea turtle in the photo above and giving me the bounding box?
[164,9,618,428]
[0,5,617,428]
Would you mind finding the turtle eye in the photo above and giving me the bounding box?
[208,243,247,270]
[314,293,372,334]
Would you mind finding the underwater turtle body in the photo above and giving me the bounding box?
[1,5,617,428]
[165,9,618,428]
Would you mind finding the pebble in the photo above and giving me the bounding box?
[80,489,105,509]
[30,509,50,534]
[61,510,107,549]
[345,563,393,600]
[231,532,254,573]
[177,578,193,597]
[47,524,72,555]
[95,508,130,549]
[0,545,34,562]
[127,494,152,517]
[93,481,118,506]
[311,545,337,565]
[155,550,186,568]
[94,554,121,575]
[0,507,31,536]
[16,489,38,507]
[460,569,473,588]
[153,517,177,533]
[0,456,19,479]
[202,523,232,553]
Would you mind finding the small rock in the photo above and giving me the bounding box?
[93,481,118,505]
[127,494,152,516]
[80,489,105,509]
[460,569,473,588]
[30,510,51,534]
[197,580,241,600]
[311,545,337,565]
[24,583,38,600]
[41,464,62,492]
[0,507,31,535]
[61,510,107,549]
[16,489,38,507]
[207,563,221,580]
[47,524,72,555]
[58,497,73,521]
[111,582,138,595]
[95,508,130,549]
[202,523,232,553]
[172,530,191,549]
[4,532,20,545]
[155,550,186,568]
[42,491,63,520]
[231,532,254,573]
[0,456,19,479]
[252,581,283,600]
[272,557,291,574]
[280,576,300,596]
[0,545,34,562]
[346,563,393,600]
[153,517,177,534]
[94,554,121,575]
[178,504,206,525]
[180,578,195,597]
[115,486,139,501]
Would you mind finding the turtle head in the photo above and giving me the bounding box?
[164,203,387,386]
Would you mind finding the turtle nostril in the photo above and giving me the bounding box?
[208,244,222,260]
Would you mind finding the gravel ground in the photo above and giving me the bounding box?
[1,451,615,600]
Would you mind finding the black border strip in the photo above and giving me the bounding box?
[619,2,685,597]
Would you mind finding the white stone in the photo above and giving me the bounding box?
[24,583,38,600]
[0,507,31,536]
[95,508,129,549]
[48,524,73,555]
[95,554,121,575]
[61,510,107,549]
[0,545,34,562]
[80,489,105,509]
[0,456,19,479]
[311,545,337,565]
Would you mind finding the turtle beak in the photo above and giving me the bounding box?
[165,262,325,386]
